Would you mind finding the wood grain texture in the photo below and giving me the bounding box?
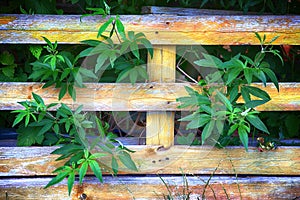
[0,82,299,111]
[0,176,299,200]
[1,146,299,176]
[1,14,299,45]
[146,45,176,147]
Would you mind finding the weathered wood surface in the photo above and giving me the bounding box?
[1,176,300,200]
[1,146,299,176]
[0,82,299,111]
[142,6,272,15]
[1,14,299,45]
[146,45,176,147]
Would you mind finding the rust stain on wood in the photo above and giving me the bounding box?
[0,16,17,24]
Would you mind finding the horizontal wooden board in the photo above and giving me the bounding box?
[0,176,299,200]
[142,6,273,15]
[0,14,299,45]
[0,82,299,111]
[1,146,299,176]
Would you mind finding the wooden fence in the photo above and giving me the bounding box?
[0,9,300,199]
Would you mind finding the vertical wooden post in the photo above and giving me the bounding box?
[146,45,176,147]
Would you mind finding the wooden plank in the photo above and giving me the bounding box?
[1,146,299,176]
[0,82,299,111]
[141,6,272,15]
[146,45,176,147]
[0,176,299,199]
[253,82,300,111]
[1,14,299,45]
[0,82,200,111]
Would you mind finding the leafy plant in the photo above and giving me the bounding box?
[29,37,97,101]
[10,4,154,195]
[12,92,137,195]
[0,51,17,78]
[78,14,153,84]
[176,33,282,150]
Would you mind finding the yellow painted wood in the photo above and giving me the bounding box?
[1,146,299,176]
[0,82,299,111]
[0,14,299,45]
[146,45,176,147]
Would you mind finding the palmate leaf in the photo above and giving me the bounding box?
[17,125,45,146]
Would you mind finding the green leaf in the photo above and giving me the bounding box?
[177,133,196,145]
[229,85,239,102]
[42,36,53,48]
[89,160,103,183]
[115,18,125,39]
[243,85,271,101]
[254,70,267,86]
[244,68,253,84]
[194,53,223,69]
[116,68,131,83]
[139,38,153,58]
[17,125,44,146]
[81,40,101,47]
[111,156,119,175]
[97,17,114,38]
[262,68,279,92]
[51,144,83,156]
[201,120,215,144]
[59,83,67,100]
[37,121,53,136]
[79,68,98,79]
[79,161,88,184]
[95,53,108,73]
[136,65,148,80]
[269,35,280,44]
[68,84,76,101]
[181,113,210,129]
[32,93,44,105]
[129,68,138,85]
[246,114,270,134]
[226,67,243,85]
[45,171,69,189]
[89,153,107,160]
[130,42,139,59]
[118,151,138,171]
[12,112,26,127]
[255,32,262,43]
[67,171,75,196]
[216,91,232,112]
[2,66,15,78]
[238,125,249,151]
[228,124,238,136]
[0,51,15,65]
